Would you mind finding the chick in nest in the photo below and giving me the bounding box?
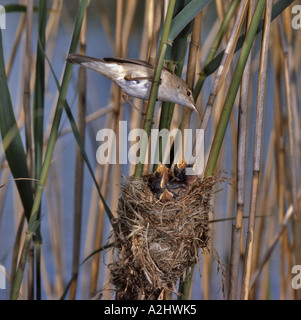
[172,159,198,184]
[149,163,174,202]
[149,161,198,202]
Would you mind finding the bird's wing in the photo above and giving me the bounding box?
[103,57,154,68]
[103,57,175,77]
[69,55,175,77]
[67,53,105,64]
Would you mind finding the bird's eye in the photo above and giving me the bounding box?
[187,90,191,97]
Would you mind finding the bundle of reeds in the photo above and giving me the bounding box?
[0,0,299,301]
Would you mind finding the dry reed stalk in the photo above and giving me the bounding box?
[249,131,274,299]
[271,24,288,300]
[186,11,202,101]
[90,0,138,296]
[174,11,203,298]
[78,65,118,298]
[257,188,276,300]
[89,140,119,296]
[290,72,301,157]
[240,0,272,300]
[45,0,63,89]
[97,1,115,52]
[87,56,122,298]
[257,179,277,299]
[89,148,111,297]
[6,14,26,78]
[148,0,164,66]
[9,213,25,299]
[121,0,138,57]
[278,20,299,224]
[200,0,249,131]
[289,37,301,298]
[201,2,231,295]
[107,116,124,298]
[28,242,34,299]
[23,0,34,177]
[40,251,55,299]
[276,78,287,300]
[22,0,35,300]
[145,0,155,59]
[89,198,105,295]
[82,165,102,298]
[45,166,64,297]
[202,246,211,300]
[210,86,224,180]
[129,0,155,176]
[93,0,123,297]
[0,167,10,220]
[282,5,292,43]
[102,252,114,300]
[228,1,254,299]
[11,186,25,295]
[69,1,88,300]
[42,1,77,143]
[112,0,138,218]
[278,19,301,300]
[250,204,294,290]
[225,108,237,248]
[115,0,123,57]
[139,0,163,134]
[179,11,202,152]
[215,0,225,21]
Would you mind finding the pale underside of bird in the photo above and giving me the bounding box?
[67,54,199,115]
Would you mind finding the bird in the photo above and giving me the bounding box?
[66,54,199,116]
[153,160,197,199]
[170,159,198,187]
[149,162,198,202]
[173,159,189,182]
[166,162,190,198]
[149,163,174,203]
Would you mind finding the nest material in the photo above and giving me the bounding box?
[109,171,225,300]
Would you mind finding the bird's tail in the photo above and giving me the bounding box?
[67,53,122,79]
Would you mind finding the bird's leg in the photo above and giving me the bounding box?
[122,93,143,114]
[122,94,154,124]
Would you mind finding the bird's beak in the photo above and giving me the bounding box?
[189,101,200,117]
[177,158,187,170]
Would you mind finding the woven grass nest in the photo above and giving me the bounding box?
[109,165,226,300]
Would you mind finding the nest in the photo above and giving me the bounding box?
[109,170,226,300]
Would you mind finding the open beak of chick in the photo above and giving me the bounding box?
[173,159,198,185]
[156,164,174,203]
